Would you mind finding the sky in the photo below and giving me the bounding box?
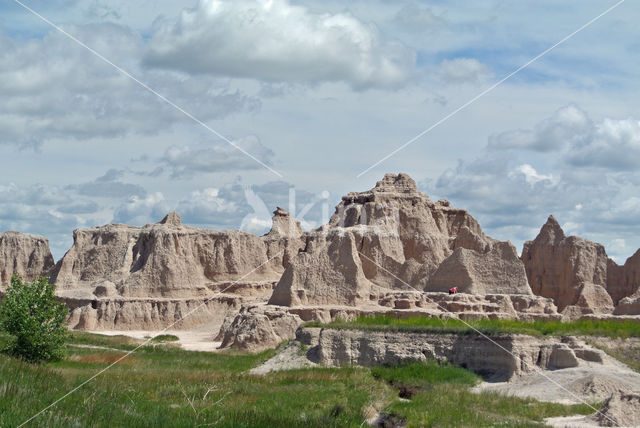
[1,0,639,262]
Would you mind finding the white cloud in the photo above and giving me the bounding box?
[144,0,415,89]
[158,135,275,178]
[567,118,640,170]
[488,104,592,152]
[436,58,491,84]
[513,164,554,186]
[392,3,446,33]
[0,25,258,148]
[176,188,239,227]
[112,192,169,225]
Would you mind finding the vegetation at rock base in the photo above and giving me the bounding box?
[0,331,596,427]
[305,314,640,338]
[0,276,68,363]
[150,334,180,343]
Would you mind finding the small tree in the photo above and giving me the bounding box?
[0,275,68,362]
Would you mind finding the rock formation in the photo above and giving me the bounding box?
[607,249,640,305]
[52,211,292,298]
[0,231,55,286]
[562,282,614,319]
[53,209,304,330]
[590,389,640,427]
[215,305,302,352]
[613,288,640,315]
[2,172,637,343]
[270,173,532,307]
[426,242,531,295]
[300,327,607,381]
[523,215,640,314]
[521,216,610,312]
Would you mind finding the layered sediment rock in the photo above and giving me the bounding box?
[63,294,242,331]
[523,216,640,314]
[216,305,302,352]
[613,289,640,315]
[426,242,531,295]
[54,210,303,330]
[53,211,292,298]
[590,389,640,427]
[302,327,604,381]
[270,173,532,307]
[561,282,614,319]
[607,249,640,305]
[522,216,610,312]
[0,231,55,286]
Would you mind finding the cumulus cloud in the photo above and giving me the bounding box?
[511,164,554,186]
[392,3,446,33]
[428,153,622,257]
[176,180,330,233]
[70,169,147,198]
[488,104,592,152]
[596,196,640,226]
[433,156,570,224]
[436,58,491,84]
[566,118,640,170]
[158,136,275,178]
[0,182,108,259]
[176,188,240,227]
[0,25,258,148]
[428,103,640,261]
[112,192,169,225]
[144,0,415,89]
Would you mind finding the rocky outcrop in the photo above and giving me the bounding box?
[426,242,531,295]
[216,305,302,352]
[561,282,614,319]
[0,231,55,286]
[51,209,305,331]
[63,294,241,331]
[269,230,374,306]
[522,216,610,311]
[607,249,640,305]
[262,207,306,276]
[52,211,297,298]
[613,289,640,315]
[270,173,532,307]
[523,216,640,314]
[590,389,640,427]
[302,328,604,381]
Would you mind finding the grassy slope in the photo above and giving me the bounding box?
[305,314,640,338]
[0,332,595,427]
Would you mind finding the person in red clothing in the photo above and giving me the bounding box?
[448,286,458,295]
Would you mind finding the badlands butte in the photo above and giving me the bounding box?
[0,172,639,351]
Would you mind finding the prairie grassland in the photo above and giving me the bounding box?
[305,314,640,338]
[0,332,595,427]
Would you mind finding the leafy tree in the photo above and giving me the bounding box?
[0,275,68,362]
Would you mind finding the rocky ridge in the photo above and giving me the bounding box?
[0,231,55,287]
[51,209,304,330]
[0,173,638,350]
[522,215,640,317]
[269,173,532,308]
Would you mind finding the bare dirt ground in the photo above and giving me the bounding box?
[471,355,640,405]
[249,341,318,375]
[88,329,222,352]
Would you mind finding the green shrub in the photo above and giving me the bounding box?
[0,276,69,363]
[150,334,180,343]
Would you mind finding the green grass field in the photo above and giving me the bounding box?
[304,314,640,338]
[0,331,597,427]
